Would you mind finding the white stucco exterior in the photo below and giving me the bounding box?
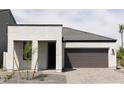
[38,42,48,70]
[3,25,117,72]
[3,25,63,72]
[14,41,31,70]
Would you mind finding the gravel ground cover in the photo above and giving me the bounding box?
[0,70,66,84]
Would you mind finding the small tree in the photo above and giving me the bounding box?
[23,41,32,80]
[119,24,124,48]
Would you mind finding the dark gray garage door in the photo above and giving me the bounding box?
[64,48,108,68]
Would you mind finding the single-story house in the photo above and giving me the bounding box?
[3,24,117,72]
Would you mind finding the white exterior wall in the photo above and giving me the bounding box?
[14,41,31,70]
[56,39,62,72]
[7,26,62,40]
[14,42,22,70]
[64,42,117,68]
[5,40,14,70]
[4,26,63,72]
[32,40,38,71]
[62,43,65,69]
[38,42,48,70]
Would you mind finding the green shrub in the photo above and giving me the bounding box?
[32,74,48,81]
[4,74,12,82]
[117,48,124,67]
[120,60,124,67]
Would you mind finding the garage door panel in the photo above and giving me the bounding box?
[65,48,108,68]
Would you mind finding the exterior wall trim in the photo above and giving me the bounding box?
[7,24,63,26]
[63,40,116,42]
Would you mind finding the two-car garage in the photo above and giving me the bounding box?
[64,48,108,68]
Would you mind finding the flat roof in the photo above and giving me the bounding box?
[7,24,63,26]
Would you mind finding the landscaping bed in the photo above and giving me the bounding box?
[0,71,66,84]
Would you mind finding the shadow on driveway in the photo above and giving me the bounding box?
[63,68,77,72]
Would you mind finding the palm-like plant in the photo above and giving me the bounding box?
[119,24,124,48]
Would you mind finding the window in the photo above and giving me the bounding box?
[23,41,32,60]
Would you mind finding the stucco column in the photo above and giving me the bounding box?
[108,47,116,69]
[13,41,22,70]
[56,39,62,72]
[32,40,38,71]
[5,40,14,71]
[62,43,65,69]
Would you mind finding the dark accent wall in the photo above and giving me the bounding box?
[0,10,16,67]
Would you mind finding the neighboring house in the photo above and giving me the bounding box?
[3,24,117,72]
[0,10,16,67]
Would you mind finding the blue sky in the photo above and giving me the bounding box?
[11,9,124,48]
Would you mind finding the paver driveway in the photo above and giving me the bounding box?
[65,68,124,84]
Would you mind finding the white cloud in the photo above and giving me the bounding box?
[11,9,124,48]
